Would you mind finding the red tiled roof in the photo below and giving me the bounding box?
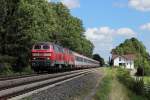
[112,54,135,60]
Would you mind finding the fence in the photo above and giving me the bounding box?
[144,84,150,94]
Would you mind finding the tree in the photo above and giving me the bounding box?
[93,54,105,67]
[0,0,57,70]
[0,1,94,72]
[50,2,93,56]
[112,38,150,75]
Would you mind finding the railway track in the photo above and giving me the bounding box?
[0,73,38,81]
[0,69,95,100]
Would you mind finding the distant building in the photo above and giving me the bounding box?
[112,54,135,69]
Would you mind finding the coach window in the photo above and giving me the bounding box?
[80,57,83,62]
[76,56,80,61]
[76,56,79,61]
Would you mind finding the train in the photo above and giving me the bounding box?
[31,42,99,72]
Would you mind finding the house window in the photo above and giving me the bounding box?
[130,62,132,65]
[119,57,121,61]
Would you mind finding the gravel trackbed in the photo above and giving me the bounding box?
[23,69,103,100]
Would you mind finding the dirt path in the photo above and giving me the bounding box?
[109,79,130,100]
[84,68,105,100]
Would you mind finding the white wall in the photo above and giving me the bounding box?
[125,60,134,69]
[113,56,134,69]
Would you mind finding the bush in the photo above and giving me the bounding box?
[116,68,145,95]
[0,63,13,75]
[0,55,16,64]
[132,78,144,95]
[0,55,32,75]
[21,66,33,74]
[144,66,150,76]
[116,68,133,88]
[143,60,150,76]
[136,67,144,76]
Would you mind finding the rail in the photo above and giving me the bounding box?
[0,69,95,100]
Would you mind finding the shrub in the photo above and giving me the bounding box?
[116,68,144,93]
[0,55,16,64]
[136,67,144,76]
[143,60,150,76]
[132,78,144,95]
[0,63,13,75]
[21,66,33,74]
[144,66,150,76]
[116,68,133,88]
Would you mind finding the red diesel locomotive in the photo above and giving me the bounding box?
[31,42,99,72]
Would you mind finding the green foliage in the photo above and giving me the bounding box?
[133,78,144,95]
[50,2,93,57]
[0,63,13,75]
[116,68,134,89]
[95,75,112,100]
[0,0,94,72]
[143,60,150,76]
[112,38,150,75]
[116,68,150,99]
[136,67,144,76]
[93,54,105,66]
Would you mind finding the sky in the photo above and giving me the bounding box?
[51,0,150,61]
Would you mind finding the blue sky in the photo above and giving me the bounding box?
[53,0,150,60]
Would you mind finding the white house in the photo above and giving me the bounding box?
[112,54,135,70]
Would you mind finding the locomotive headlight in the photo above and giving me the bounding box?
[32,53,39,56]
[43,53,51,56]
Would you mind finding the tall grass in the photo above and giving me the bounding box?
[116,68,149,100]
[94,68,113,100]
[94,75,112,100]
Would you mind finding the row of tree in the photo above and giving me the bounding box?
[111,38,150,75]
[0,0,96,71]
[0,0,105,71]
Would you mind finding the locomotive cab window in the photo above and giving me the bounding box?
[43,45,50,49]
[34,45,41,49]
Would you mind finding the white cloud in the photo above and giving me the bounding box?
[116,28,136,36]
[85,27,135,41]
[140,22,150,31]
[61,0,80,9]
[85,27,114,41]
[129,0,150,11]
[85,26,136,59]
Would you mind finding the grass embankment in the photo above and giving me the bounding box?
[94,68,147,100]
